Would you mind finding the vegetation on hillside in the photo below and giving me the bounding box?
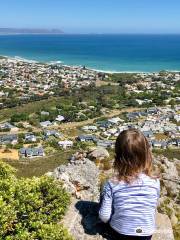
[0,161,72,239]
[153,149,180,160]
[4,150,74,178]
[108,73,140,85]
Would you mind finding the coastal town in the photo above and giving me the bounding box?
[1,1,180,239]
[0,57,179,162]
[0,105,179,159]
[0,56,106,109]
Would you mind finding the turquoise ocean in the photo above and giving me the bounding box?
[0,34,180,72]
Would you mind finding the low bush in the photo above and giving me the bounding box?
[0,161,72,240]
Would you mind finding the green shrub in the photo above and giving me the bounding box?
[11,113,29,123]
[36,224,73,240]
[13,143,23,149]
[0,161,72,240]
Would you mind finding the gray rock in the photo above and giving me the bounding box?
[62,199,174,240]
[155,155,180,200]
[88,147,110,160]
[52,157,100,201]
[54,153,176,240]
[152,213,174,240]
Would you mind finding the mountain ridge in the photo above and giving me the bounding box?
[0,27,64,34]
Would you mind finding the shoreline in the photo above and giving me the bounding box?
[1,54,180,74]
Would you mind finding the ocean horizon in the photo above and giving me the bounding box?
[1,34,180,72]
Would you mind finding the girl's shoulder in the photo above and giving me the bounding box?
[140,173,160,182]
[108,176,121,185]
[106,176,126,189]
[139,173,160,188]
[107,174,160,188]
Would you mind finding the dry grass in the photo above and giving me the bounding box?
[153,148,180,160]
[0,149,19,160]
[59,127,83,138]
[154,133,168,140]
[3,149,75,178]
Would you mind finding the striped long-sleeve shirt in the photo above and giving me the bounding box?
[99,173,160,236]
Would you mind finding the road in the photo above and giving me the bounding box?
[0,107,141,135]
[58,107,140,130]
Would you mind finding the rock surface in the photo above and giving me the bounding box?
[88,147,110,160]
[50,153,177,240]
[62,199,174,240]
[152,213,175,240]
[153,155,180,239]
[48,152,99,200]
[154,156,180,197]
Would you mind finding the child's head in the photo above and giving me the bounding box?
[114,128,152,183]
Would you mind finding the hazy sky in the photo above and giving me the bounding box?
[1,0,180,33]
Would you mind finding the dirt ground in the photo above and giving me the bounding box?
[0,148,19,160]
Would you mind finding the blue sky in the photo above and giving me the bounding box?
[1,0,180,33]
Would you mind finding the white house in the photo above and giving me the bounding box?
[58,140,73,149]
[174,114,180,122]
[118,125,129,132]
[82,125,98,131]
[55,115,65,122]
[108,117,124,125]
[0,122,19,132]
[107,128,118,135]
[135,99,152,105]
[41,111,50,116]
[25,134,37,142]
[40,121,52,128]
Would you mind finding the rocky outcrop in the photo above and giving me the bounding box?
[88,148,110,160]
[153,213,175,240]
[49,153,177,240]
[48,152,99,201]
[154,156,179,198]
[154,156,180,239]
[62,200,174,240]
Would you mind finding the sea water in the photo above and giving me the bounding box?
[0,34,180,72]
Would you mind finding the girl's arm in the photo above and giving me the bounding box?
[99,181,113,223]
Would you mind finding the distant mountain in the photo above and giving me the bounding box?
[0,28,64,34]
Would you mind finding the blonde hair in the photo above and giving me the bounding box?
[114,129,152,183]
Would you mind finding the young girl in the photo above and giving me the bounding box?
[99,129,160,240]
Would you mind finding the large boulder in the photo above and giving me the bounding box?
[154,155,179,238]
[152,213,174,240]
[88,147,110,160]
[49,157,100,201]
[154,156,180,199]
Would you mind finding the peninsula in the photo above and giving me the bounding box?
[0,28,64,34]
